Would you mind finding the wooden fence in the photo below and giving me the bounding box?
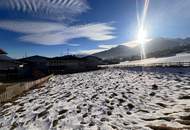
[0,75,52,103]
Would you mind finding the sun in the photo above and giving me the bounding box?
[137,27,147,44]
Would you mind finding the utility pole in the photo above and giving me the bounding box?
[25,51,27,58]
[67,48,70,55]
[60,50,63,56]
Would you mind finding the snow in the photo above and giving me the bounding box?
[119,53,190,66]
[0,68,190,130]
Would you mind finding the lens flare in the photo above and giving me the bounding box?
[136,0,150,59]
[138,27,147,44]
[138,27,147,59]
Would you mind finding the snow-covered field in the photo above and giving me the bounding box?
[119,53,190,66]
[0,68,190,130]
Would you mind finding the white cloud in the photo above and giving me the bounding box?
[98,44,117,49]
[0,21,66,33]
[121,39,152,48]
[0,20,115,45]
[68,44,80,47]
[79,48,107,55]
[0,0,89,20]
[79,44,118,55]
[0,1,116,46]
[97,40,149,50]
[121,40,139,48]
[71,23,116,41]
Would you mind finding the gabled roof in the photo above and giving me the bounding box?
[0,49,7,54]
[0,55,13,61]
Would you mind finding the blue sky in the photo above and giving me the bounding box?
[0,0,190,58]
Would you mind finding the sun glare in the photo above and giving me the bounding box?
[137,27,147,44]
[136,0,150,60]
[137,27,147,59]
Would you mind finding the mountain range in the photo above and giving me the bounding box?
[93,37,190,61]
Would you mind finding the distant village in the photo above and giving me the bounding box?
[0,49,109,82]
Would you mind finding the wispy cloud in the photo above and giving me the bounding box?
[79,44,117,55]
[0,1,116,46]
[97,39,152,51]
[68,44,80,47]
[0,20,115,45]
[121,39,152,48]
[0,21,66,33]
[79,48,107,55]
[0,0,89,20]
[98,44,117,49]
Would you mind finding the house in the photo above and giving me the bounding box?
[48,55,82,74]
[81,56,105,69]
[0,49,22,81]
[0,49,105,80]
[18,55,49,78]
[48,55,105,74]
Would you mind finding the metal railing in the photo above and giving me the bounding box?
[124,62,190,67]
[99,62,190,68]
